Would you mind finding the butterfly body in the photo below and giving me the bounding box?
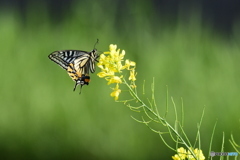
[48,45,99,93]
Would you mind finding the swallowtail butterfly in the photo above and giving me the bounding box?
[48,40,99,93]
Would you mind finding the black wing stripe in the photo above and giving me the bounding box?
[49,49,98,80]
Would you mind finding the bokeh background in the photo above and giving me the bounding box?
[0,0,240,159]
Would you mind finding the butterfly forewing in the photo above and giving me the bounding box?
[48,51,69,70]
[48,50,90,70]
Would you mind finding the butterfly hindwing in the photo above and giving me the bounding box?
[67,63,91,94]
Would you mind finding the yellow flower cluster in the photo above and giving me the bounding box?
[97,44,136,100]
[172,147,205,160]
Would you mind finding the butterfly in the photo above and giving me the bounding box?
[48,40,99,94]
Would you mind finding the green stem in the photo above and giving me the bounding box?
[122,78,198,159]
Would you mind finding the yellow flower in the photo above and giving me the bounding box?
[124,59,136,70]
[178,147,187,159]
[129,69,137,81]
[97,44,137,100]
[187,148,205,160]
[110,84,121,100]
[98,44,126,73]
[107,76,123,85]
[120,49,125,57]
[97,70,114,78]
[172,155,183,160]
[172,147,187,160]
[109,44,117,52]
[172,147,205,160]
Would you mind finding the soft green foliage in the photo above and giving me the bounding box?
[0,0,239,159]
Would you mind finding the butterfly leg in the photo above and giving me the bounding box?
[73,82,78,92]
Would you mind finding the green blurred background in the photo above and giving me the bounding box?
[0,0,240,159]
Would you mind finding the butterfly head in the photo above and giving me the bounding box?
[90,48,99,59]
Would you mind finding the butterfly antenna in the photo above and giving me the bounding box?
[93,39,99,50]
